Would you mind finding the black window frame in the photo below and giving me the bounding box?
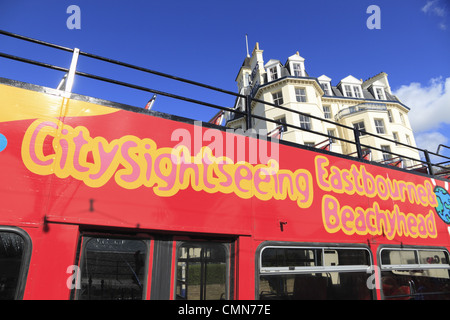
[72,233,151,300]
[255,242,375,300]
[174,240,233,300]
[378,245,450,300]
[0,226,32,300]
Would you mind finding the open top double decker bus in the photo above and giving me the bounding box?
[1,30,450,300]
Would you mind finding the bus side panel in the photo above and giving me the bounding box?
[0,118,49,227]
[24,223,79,300]
[236,236,255,299]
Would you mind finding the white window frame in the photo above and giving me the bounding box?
[327,129,337,143]
[353,121,366,136]
[344,85,353,97]
[353,85,362,98]
[381,145,392,161]
[387,110,393,123]
[275,115,287,132]
[393,132,399,145]
[299,114,312,130]
[320,82,332,96]
[406,134,411,145]
[295,88,307,103]
[269,66,279,81]
[272,91,283,106]
[323,106,331,119]
[375,87,385,100]
[374,119,386,134]
[400,112,406,125]
[292,63,303,77]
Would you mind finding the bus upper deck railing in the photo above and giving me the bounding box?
[1,29,449,180]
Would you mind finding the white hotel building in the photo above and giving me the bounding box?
[226,43,421,167]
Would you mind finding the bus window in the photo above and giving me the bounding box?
[175,242,231,300]
[75,236,149,300]
[258,245,373,300]
[0,230,30,300]
[380,247,450,300]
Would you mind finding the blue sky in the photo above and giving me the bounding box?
[0,0,449,158]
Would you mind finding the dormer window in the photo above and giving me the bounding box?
[292,63,302,77]
[269,66,278,81]
[353,86,362,98]
[362,73,392,101]
[375,87,385,100]
[265,60,282,83]
[318,75,333,96]
[343,84,362,98]
[321,83,331,95]
[286,53,306,79]
[344,85,353,97]
[339,76,363,99]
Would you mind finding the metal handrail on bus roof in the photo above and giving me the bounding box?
[0,29,449,180]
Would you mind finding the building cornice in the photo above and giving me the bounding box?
[253,76,324,98]
[322,95,410,111]
[248,75,410,112]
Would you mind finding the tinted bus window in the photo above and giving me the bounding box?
[76,237,149,300]
[176,242,230,300]
[380,248,450,300]
[258,246,373,300]
[0,231,27,300]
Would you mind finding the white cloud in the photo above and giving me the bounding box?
[422,0,447,16]
[421,0,448,30]
[394,77,450,156]
[422,1,436,14]
[415,131,448,154]
[393,77,450,133]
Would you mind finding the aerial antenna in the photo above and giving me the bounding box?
[245,34,250,57]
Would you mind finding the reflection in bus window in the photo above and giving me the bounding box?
[258,246,373,300]
[0,232,26,300]
[176,242,229,300]
[76,237,148,300]
[380,248,450,300]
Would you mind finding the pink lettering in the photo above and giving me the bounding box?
[120,141,140,183]
[254,168,270,195]
[154,153,177,191]
[89,142,119,180]
[235,165,252,193]
[315,156,330,189]
[73,131,89,172]
[29,121,58,166]
[322,195,340,232]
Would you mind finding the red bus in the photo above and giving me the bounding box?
[1,31,450,300]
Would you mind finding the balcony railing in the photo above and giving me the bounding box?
[335,102,387,121]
